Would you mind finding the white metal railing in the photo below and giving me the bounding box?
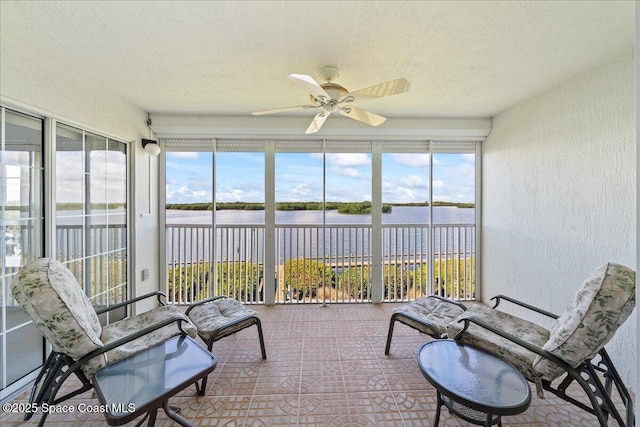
[165,223,476,304]
[55,224,128,306]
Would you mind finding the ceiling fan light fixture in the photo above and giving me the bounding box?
[251,67,410,133]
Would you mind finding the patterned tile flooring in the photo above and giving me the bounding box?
[1,303,632,426]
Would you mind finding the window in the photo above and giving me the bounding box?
[163,138,479,305]
[1,108,44,397]
[0,109,131,398]
[56,124,128,323]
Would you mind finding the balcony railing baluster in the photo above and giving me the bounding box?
[164,223,476,304]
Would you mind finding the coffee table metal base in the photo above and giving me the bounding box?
[437,394,501,427]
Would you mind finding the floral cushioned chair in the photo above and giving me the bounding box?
[446,262,635,427]
[186,296,267,395]
[10,258,198,427]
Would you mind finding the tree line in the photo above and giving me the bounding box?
[166,200,474,213]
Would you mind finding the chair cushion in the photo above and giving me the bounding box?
[533,262,635,379]
[393,296,466,337]
[83,305,198,376]
[187,298,258,341]
[447,304,551,381]
[10,258,103,360]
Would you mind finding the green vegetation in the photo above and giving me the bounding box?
[166,200,473,213]
[277,202,323,211]
[167,260,263,302]
[167,256,476,304]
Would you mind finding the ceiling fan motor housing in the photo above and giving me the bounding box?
[311,82,349,105]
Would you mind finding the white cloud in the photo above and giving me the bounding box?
[329,166,360,177]
[325,153,370,167]
[167,152,200,159]
[398,174,428,189]
[167,184,213,203]
[390,153,439,167]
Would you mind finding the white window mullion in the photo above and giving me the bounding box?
[45,117,57,258]
[264,140,275,305]
[371,141,383,303]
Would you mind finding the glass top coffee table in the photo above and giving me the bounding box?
[92,335,217,426]
[418,340,531,427]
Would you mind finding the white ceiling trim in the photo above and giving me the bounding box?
[149,115,491,140]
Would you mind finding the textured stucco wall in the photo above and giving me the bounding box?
[0,36,146,139]
[635,1,639,416]
[0,35,159,312]
[483,52,636,388]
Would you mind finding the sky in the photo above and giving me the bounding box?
[166,151,475,205]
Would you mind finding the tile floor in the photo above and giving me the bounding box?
[0,303,632,426]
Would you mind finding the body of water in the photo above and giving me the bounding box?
[166,205,475,225]
[166,206,476,264]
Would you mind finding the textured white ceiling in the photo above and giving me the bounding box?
[0,1,634,119]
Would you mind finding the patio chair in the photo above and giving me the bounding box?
[10,258,198,427]
[447,262,635,427]
[186,296,266,395]
[385,294,467,355]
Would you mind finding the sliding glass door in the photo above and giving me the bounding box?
[0,108,44,399]
[1,111,131,398]
[55,124,129,323]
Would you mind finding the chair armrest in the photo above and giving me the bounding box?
[427,294,468,310]
[95,291,167,315]
[185,296,226,315]
[491,295,559,319]
[453,316,571,371]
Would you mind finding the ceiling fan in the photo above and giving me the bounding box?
[252,66,410,134]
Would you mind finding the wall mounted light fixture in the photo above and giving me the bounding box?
[142,138,161,156]
[142,113,161,156]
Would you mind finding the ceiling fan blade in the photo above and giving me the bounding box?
[305,112,330,134]
[288,73,331,101]
[252,104,318,116]
[339,106,386,126]
[344,78,410,103]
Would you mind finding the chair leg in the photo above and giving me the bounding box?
[192,340,213,396]
[548,353,633,427]
[192,338,216,396]
[193,315,267,396]
[551,365,616,427]
[597,349,634,427]
[255,318,267,359]
[385,313,398,355]
[24,352,60,421]
[30,353,93,427]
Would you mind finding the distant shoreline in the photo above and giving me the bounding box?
[165,201,474,214]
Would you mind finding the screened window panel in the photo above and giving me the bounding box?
[162,136,479,306]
